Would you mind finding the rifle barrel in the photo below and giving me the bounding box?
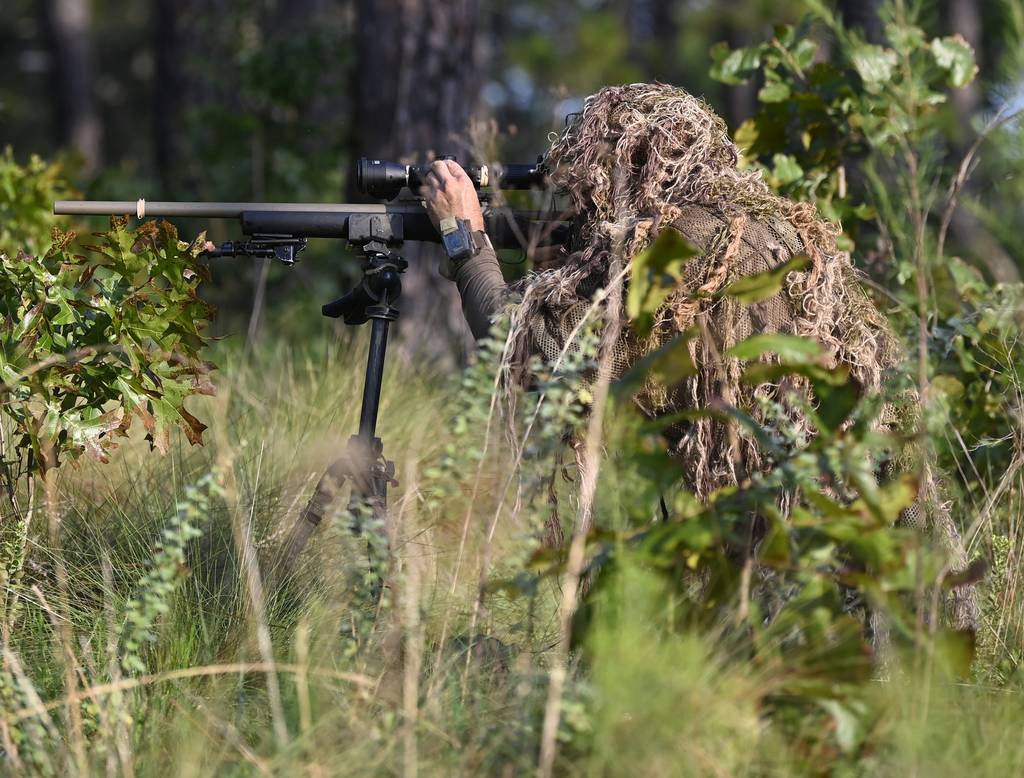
[53,200,425,218]
[52,200,566,250]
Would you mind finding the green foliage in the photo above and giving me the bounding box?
[0,662,56,775]
[120,472,218,674]
[497,345,943,761]
[584,563,769,775]
[571,345,964,759]
[0,216,215,471]
[506,9,644,98]
[0,332,1017,775]
[708,3,1024,565]
[626,229,700,337]
[725,332,823,362]
[4,1,1024,773]
[422,320,513,510]
[928,260,1024,496]
[186,25,349,204]
[0,148,70,258]
[711,10,981,255]
[720,253,809,304]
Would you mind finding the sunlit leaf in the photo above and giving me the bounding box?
[758,80,791,103]
[930,35,978,88]
[627,228,700,337]
[720,254,809,305]
[818,699,870,754]
[849,44,898,92]
[771,153,803,185]
[710,41,763,85]
[726,333,822,363]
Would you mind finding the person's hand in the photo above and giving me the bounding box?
[420,159,485,233]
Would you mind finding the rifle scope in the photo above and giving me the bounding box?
[354,156,546,200]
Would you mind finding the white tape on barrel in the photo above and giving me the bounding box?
[137,198,146,219]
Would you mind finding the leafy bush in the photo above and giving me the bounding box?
[710,5,977,262]
[0,147,70,259]
[709,2,1024,542]
[1,219,214,470]
[0,155,216,618]
[495,0,1019,762]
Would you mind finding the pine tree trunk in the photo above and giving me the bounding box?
[349,0,484,366]
[624,0,679,81]
[153,0,184,197]
[837,0,884,44]
[41,0,102,175]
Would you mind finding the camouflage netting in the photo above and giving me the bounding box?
[503,83,978,631]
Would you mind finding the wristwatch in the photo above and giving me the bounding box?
[439,217,491,265]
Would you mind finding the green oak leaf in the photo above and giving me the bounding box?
[721,254,809,305]
[726,333,823,363]
[627,228,700,337]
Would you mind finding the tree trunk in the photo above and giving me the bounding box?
[947,0,983,138]
[40,0,102,176]
[624,0,679,82]
[837,0,884,44]
[349,0,484,366]
[153,0,184,197]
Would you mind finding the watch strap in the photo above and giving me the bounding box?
[471,230,492,254]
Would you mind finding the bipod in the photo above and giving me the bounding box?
[272,227,406,584]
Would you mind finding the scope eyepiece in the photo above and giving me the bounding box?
[354,156,547,200]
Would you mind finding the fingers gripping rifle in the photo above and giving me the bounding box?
[54,158,565,584]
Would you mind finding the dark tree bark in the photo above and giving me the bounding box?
[947,0,983,134]
[716,13,757,129]
[837,0,884,44]
[153,0,184,197]
[351,0,482,166]
[349,0,484,365]
[624,0,679,82]
[40,0,102,175]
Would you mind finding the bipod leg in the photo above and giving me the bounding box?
[270,456,352,586]
[270,433,395,587]
[347,297,399,594]
[344,434,395,598]
[272,246,402,589]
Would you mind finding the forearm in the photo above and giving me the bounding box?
[417,158,509,339]
[452,245,510,340]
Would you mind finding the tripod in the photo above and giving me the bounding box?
[274,215,407,579]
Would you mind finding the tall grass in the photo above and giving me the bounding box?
[3,318,1024,776]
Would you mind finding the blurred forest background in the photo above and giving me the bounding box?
[5,2,1024,773]
[3,0,1021,358]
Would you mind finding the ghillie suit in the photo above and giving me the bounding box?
[505,83,978,632]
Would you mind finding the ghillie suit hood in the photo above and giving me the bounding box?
[508,82,899,496]
[503,83,976,629]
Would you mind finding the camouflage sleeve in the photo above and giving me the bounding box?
[452,244,509,340]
